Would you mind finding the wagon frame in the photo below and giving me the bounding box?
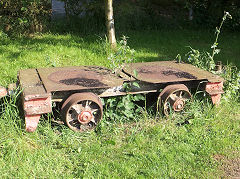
[2,60,224,132]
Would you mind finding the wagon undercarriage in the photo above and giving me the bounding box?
[15,61,224,132]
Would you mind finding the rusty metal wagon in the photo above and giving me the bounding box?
[0,61,224,132]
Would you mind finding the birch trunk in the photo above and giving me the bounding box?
[105,0,117,49]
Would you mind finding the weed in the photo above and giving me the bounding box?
[103,35,144,123]
[184,11,233,71]
[221,65,240,100]
[211,12,232,61]
[185,47,215,71]
[102,94,145,122]
[182,12,239,100]
[107,35,135,74]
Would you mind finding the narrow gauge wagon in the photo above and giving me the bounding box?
[0,61,224,132]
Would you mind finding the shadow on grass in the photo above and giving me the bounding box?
[1,27,240,69]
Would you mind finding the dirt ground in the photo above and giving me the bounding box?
[214,154,240,178]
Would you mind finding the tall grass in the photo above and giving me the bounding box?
[0,29,239,178]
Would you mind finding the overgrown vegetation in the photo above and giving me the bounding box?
[184,12,232,71]
[0,13,240,177]
[107,36,135,73]
[103,35,144,122]
[182,12,239,100]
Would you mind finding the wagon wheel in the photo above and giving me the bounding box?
[158,84,191,116]
[61,93,103,132]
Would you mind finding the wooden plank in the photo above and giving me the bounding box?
[18,69,50,101]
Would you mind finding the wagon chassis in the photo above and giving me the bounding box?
[5,60,224,132]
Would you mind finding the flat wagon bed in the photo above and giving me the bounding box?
[15,61,224,132]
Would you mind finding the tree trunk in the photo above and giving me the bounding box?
[105,0,117,49]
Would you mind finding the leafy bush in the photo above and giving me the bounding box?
[101,34,145,122]
[102,94,145,122]
[0,0,51,35]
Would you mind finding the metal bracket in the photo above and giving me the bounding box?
[23,96,52,132]
[25,115,41,132]
[205,82,224,105]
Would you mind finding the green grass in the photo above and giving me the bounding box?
[0,29,240,178]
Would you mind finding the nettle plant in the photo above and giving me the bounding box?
[183,11,239,99]
[103,36,144,122]
[185,11,232,71]
[107,35,135,74]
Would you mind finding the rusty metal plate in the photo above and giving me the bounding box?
[123,61,224,83]
[37,66,124,93]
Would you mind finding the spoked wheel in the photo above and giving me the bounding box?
[61,93,103,132]
[158,84,191,116]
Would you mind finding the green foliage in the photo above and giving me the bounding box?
[59,0,240,32]
[102,94,145,122]
[0,0,51,35]
[221,65,240,100]
[185,12,232,71]
[107,35,135,74]
[114,1,152,30]
[185,47,215,71]
[183,11,239,100]
[63,0,104,17]
[104,35,144,122]
[0,28,240,178]
[178,0,240,30]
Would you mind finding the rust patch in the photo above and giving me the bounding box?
[84,66,112,75]
[162,70,197,79]
[138,68,152,74]
[48,69,104,83]
[37,66,124,92]
[59,78,107,87]
[48,69,107,87]
[138,67,196,79]
[123,61,224,83]
[136,66,197,82]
